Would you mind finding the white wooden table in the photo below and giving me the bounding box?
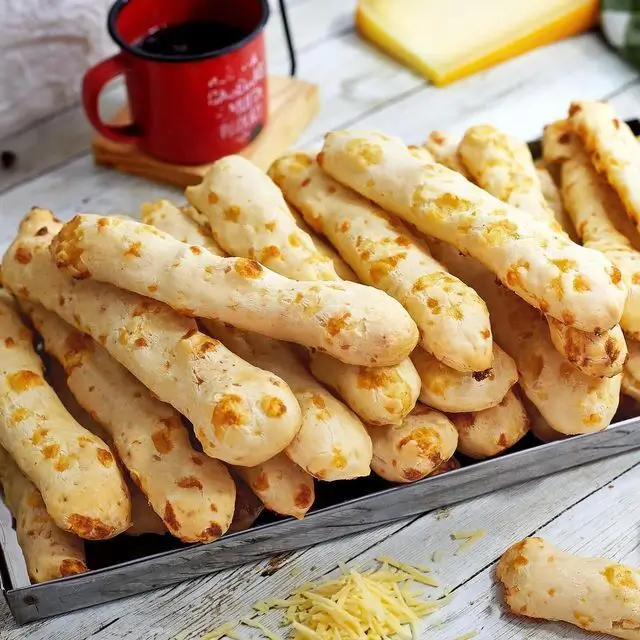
[2,3,640,638]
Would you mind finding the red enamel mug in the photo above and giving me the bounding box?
[83,0,295,165]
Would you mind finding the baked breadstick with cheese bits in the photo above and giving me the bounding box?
[45,358,168,537]
[320,130,627,333]
[140,200,225,256]
[459,124,563,232]
[144,201,417,431]
[458,124,626,377]
[0,288,130,539]
[201,319,372,481]
[369,405,458,483]
[498,537,640,639]
[570,99,640,233]
[51,214,418,366]
[423,131,470,176]
[622,339,640,402]
[2,209,301,466]
[27,303,236,543]
[449,389,529,460]
[0,445,88,582]
[562,141,640,342]
[270,152,493,373]
[234,453,315,519]
[410,345,517,413]
[185,155,342,281]
[429,240,621,435]
[185,159,420,425]
[229,478,264,533]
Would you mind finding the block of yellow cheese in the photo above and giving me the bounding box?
[356,0,599,86]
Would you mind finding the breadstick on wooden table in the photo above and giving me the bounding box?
[0,445,88,583]
[448,389,529,460]
[429,240,621,435]
[410,345,517,413]
[51,214,418,367]
[140,200,225,256]
[2,209,301,467]
[45,358,167,537]
[423,131,471,176]
[497,537,640,639]
[458,124,626,378]
[368,405,458,483]
[270,153,493,373]
[320,130,627,333]
[27,303,236,543]
[570,99,640,233]
[233,453,315,519]
[0,288,130,539]
[184,156,420,425]
[202,320,372,481]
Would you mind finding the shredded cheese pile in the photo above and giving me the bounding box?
[246,556,448,640]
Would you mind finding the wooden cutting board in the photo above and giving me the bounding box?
[92,75,319,188]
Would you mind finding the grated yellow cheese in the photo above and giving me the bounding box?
[451,530,486,555]
[453,632,478,640]
[200,557,451,640]
[241,618,282,640]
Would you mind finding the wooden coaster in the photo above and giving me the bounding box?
[92,75,319,188]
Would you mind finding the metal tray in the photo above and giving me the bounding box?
[3,121,640,625]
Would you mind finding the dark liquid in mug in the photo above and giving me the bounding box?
[137,20,249,57]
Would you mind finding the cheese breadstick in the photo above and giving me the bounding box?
[2,209,301,466]
[320,130,627,332]
[45,358,168,537]
[423,131,470,176]
[410,345,517,413]
[185,160,420,424]
[0,446,88,582]
[562,143,640,342]
[460,125,626,378]
[185,155,342,280]
[570,100,640,233]
[429,240,621,435]
[449,389,529,460]
[520,395,566,443]
[307,353,420,426]
[429,456,461,476]
[140,200,225,256]
[498,537,640,639]
[202,319,372,481]
[234,454,315,519]
[28,304,236,543]
[270,153,493,373]
[459,124,563,232]
[0,289,130,539]
[369,405,458,483]
[51,214,418,367]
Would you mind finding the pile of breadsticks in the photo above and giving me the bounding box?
[0,99,635,587]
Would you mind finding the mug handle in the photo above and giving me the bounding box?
[278,0,297,76]
[82,53,142,143]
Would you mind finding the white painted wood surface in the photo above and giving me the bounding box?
[1,2,640,638]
